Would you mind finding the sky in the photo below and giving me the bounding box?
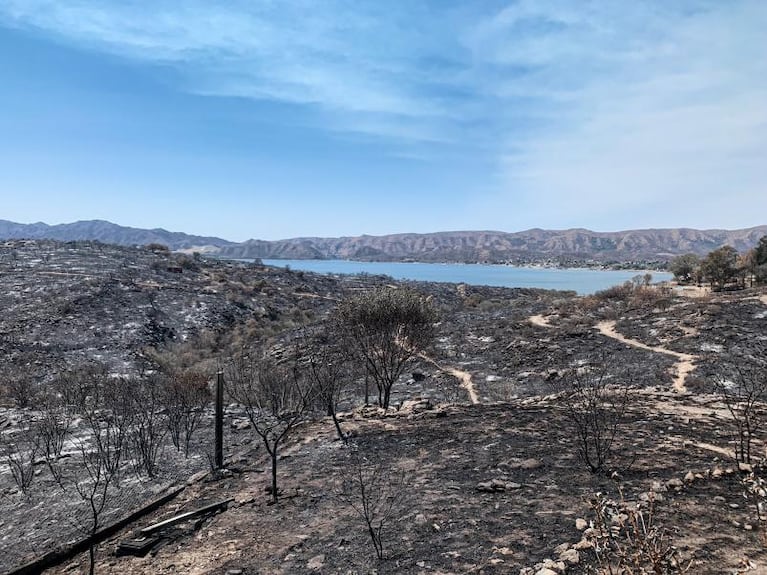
[0,1,765,242]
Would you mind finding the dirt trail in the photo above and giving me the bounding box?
[420,353,479,405]
[692,442,735,459]
[528,314,552,328]
[596,320,695,393]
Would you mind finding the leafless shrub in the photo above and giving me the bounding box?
[57,364,131,481]
[127,374,168,477]
[712,342,767,464]
[337,445,409,561]
[552,356,635,474]
[301,328,352,441]
[586,489,691,574]
[49,364,128,575]
[0,414,41,497]
[3,366,38,408]
[226,345,314,503]
[159,370,211,457]
[37,385,75,462]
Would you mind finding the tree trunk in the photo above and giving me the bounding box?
[331,410,345,442]
[271,449,278,504]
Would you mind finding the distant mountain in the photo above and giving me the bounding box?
[217,227,767,263]
[0,219,234,251]
[2,219,766,263]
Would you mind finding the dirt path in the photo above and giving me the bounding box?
[528,314,552,328]
[596,320,696,393]
[420,353,479,405]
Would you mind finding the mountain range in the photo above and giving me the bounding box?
[2,219,766,264]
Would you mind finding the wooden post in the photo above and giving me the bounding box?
[215,371,224,469]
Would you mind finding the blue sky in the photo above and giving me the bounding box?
[0,1,765,241]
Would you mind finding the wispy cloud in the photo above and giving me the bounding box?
[1,0,765,229]
[0,1,465,143]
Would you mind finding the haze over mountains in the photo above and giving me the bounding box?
[2,219,765,264]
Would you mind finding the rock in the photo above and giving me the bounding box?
[414,513,428,525]
[573,539,593,550]
[739,462,754,473]
[547,559,566,572]
[491,478,507,490]
[534,568,559,575]
[684,471,696,483]
[666,478,684,489]
[506,481,523,490]
[650,480,668,492]
[640,491,664,503]
[476,481,495,493]
[519,458,543,470]
[575,518,588,530]
[553,543,569,555]
[560,549,580,565]
[187,470,208,485]
[226,570,243,575]
[713,496,726,503]
[307,554,325,570]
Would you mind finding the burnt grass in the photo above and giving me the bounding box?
[1,240,767,573]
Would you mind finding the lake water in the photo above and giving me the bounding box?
[262,259,672,295]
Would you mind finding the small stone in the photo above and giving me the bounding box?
[745,524,754,531]
[226,570,243,575]
[560,549,580,565]
[573,539,593,550]
[729,503,740,509]
[739,462,754,473]
[553,543,569,555]
[713,496,726,503]
[575,518,588,530]
[640,491,664,503]
[534,568,558,575]
[711,467,724,478]
[666,478,684,489]
[414,513,428,525]
[506,482,523,490]
[520,458,543,470]
[684,471,695,483]
[491,478,507,490]
[307,554,325,571]
[476,481,494,493]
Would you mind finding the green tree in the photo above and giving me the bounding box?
[669,253,700,284]
[702,245,738,290]
[335,288,438,410]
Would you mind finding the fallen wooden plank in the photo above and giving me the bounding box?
[5,485,185,575]
[116,537,160,557]
[140,498,234,536]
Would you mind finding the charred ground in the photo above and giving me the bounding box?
[1,240,767,574]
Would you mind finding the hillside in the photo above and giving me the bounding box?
[218,227,767,263]
[2,220,766,264]
[0,219,234,251]
[2,240,767,573]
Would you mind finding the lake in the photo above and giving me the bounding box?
[261,259,672,295]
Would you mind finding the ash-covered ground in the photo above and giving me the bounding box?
[1,240,767,574]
